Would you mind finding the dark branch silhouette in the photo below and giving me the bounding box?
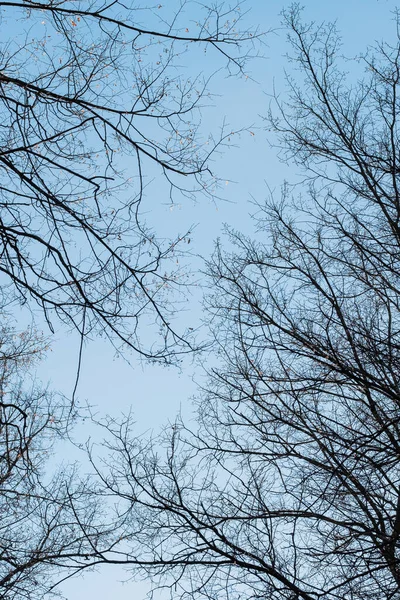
[66,7,400,600]
[0,323,107,600]
[0,0,258,361]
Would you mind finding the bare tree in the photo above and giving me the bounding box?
[0,4,262,597]
[0,0,257,360]
[68,7,400,600]
[0,324,109,599]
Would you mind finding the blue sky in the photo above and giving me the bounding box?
[16,0,399,597]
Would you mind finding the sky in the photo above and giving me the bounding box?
[44,0,400,435]
[5,0,399,598]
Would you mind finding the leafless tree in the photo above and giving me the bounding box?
[0,324,109,599]
[68,6,400,600]
[0,0,258,361]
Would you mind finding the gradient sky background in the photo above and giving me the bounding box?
[18,0,398,597]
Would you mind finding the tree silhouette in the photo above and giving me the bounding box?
[76,7,400,600]
[0,0,257,360]
[0,324,104,599]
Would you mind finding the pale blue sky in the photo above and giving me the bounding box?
[19,0,399,597]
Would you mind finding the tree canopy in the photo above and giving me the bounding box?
[0,2,258,597]
[73,7,400,600]
[5,4,400,600]
[0,324,99,599]
[0,0,256,360]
